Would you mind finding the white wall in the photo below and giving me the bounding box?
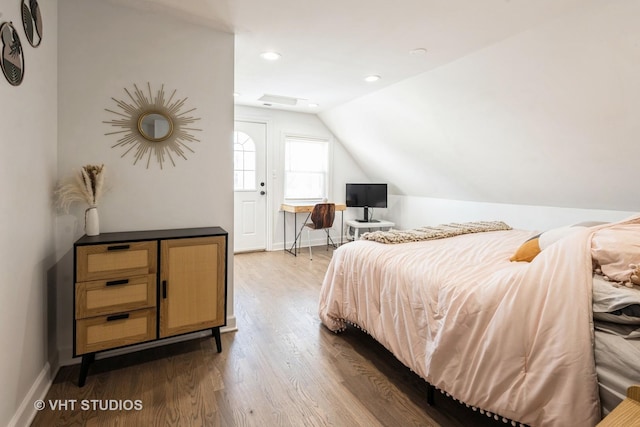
[56,0,234,364]
[0,1,58,426]
[389,195,636,232]
[234,105,373,249]
[320,0,640,213]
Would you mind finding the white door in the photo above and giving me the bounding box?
[234,120,267,252]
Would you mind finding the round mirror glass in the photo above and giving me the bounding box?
[138,113,173,142]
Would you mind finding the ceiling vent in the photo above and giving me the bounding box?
[258,94,299,106]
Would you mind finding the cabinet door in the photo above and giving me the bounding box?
[160,236,226,338]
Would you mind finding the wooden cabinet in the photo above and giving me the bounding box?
[73,227,227,386]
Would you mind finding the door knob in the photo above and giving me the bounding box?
[260,191,266,195]
[260,182,265,187]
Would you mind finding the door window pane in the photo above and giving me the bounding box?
[234,131,256,191]
[234,171,244,189]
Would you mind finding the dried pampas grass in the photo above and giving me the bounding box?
[56,164,106,212]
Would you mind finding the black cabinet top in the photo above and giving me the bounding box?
[75,226,228,246]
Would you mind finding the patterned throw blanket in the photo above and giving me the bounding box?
[360,221,512,244]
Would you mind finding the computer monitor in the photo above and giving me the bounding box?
[345,183,387,222]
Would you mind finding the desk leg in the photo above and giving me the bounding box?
[292,213,311,256]
[284,212,299,257]
[285,212,312,257]
[283,211,287,253]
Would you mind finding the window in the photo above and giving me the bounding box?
[284,135,330,201]
[234,131,256,191]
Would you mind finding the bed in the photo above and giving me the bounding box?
[318,217,640,427]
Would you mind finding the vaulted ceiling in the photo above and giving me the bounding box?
[109,0,585,112]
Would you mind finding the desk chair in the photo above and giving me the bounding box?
[304,203,336,260]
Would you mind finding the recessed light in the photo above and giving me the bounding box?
[308,103,319,108]
[409,48,428,55]
[258,94,298,105]
[260,51,281,61]
[364,75,381,83]
[233,92,240,97]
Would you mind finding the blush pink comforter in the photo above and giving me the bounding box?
[319,226,606,427]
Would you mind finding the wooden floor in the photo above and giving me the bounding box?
[33,247,506,427]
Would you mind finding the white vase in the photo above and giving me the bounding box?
[85,206,100,236]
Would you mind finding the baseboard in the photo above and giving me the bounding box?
[273,236,347,252]
[223,315,237,333]
[8,361,58,427]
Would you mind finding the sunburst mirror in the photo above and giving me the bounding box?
[104,83,202,169]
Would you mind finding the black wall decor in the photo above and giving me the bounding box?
[0,21,24,86]
[21,0,42,47]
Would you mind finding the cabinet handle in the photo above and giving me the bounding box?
[106,313,130,322]
[105,279,129,287]
[162,280,167,299]
[107,244,130,251]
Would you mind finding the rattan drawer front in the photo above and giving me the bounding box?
[76,241,157,282]
[76,274,156,319]
[76,308,156,355]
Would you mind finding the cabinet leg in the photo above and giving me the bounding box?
[212,327,222,353]
[78,353,95,387]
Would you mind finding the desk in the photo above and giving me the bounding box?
[346,219,395,240]
[281,203,346,256]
